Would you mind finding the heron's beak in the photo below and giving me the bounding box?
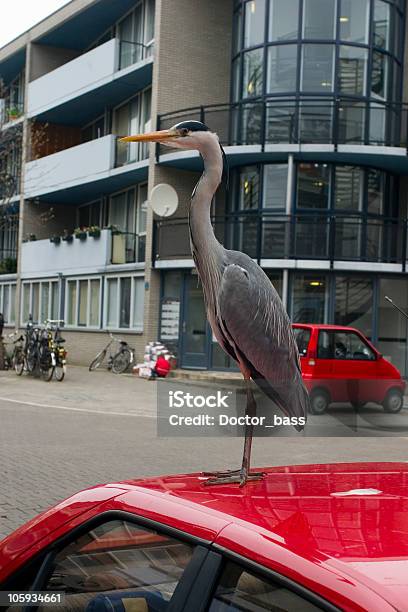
[119,128,180,143]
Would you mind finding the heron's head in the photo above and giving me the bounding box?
[119,120,218,151]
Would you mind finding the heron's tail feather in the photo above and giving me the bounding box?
[251,368,309,432]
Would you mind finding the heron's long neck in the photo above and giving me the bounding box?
[189,138,224,272]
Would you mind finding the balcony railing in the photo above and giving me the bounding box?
[111,231,145,264]
[154,214,407,267]
[158,97,408,152]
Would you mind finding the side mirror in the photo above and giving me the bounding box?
[377,353,382,360]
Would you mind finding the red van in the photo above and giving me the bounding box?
[293,324,406,415]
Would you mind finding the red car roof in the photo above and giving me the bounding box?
[293,323,363,331]
[2,462,408,611]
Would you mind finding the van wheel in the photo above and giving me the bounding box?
[309,389,330,415]
[382,389,403,413]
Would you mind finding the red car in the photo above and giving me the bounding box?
[1,463,408,611]
[293,324,406,415]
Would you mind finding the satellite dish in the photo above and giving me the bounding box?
[149,183,179,218]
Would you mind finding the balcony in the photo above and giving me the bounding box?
[154,215,407,271]
[157,98,408,175]
[24,135,149,203]
[27,38,153,125]
[21,229,143,278]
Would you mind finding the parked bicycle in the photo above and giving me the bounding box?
[89,332,134,374]
[3,330,25,374]
[18,316,67,381]
[45,320,67,381]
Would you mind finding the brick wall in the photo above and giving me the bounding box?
[60,330,147,367]
[142,0,233,344]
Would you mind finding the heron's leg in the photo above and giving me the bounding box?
[204,380,265,487]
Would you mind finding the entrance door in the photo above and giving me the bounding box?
[180,274,208,368]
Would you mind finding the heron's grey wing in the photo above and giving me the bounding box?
[217,263,309,424]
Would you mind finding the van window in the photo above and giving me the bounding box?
[317,330,376,360]
[317,330,333,359]
[293,328,311,356]
[334,331,376,360]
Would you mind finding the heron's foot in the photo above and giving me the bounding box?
[203,469,265,487]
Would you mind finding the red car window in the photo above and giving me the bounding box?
[317,330,334,359]
[42,519,194,607]
[317,330,376,361]
[293,328,311,356]
[208,561,325,611]
[333,332,376,361]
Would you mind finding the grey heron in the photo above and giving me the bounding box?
[121,121,310,486]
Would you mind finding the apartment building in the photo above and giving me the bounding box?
[1,0,408,375]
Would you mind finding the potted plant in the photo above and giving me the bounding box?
[7,107,21,121]
[50,235,61,245]
[106,224,121,235]
[0,258,17,274]
[62,230,73,243]
[88,225,101,238]
[74,227,88,240]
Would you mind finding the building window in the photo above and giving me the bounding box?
[236,166,260,210]
[302,0,336,39]
[262,164,287,209]
[3,70,25,119]
[0,282,16,324]
[269,0,299,42]
[340,0,370,44]
[334,276,373,337]
[0,212,18,260]
[267,45,298,93]
[81,116,105,143]
[301,44,335,92]
[242,49,263,97]
[108,185,147,263]
[367,168,385,215]
[118,0,155,69]
[297,163,330,209]
[244,0,266,47]
[105,276,144,331]
[292,274,328,323]
[378,278,408,376]
[233,0,404,146]
[21,280,59,325]
[115,88,151,165]
[338,46,368,96]
[334,166,363,211]
[65,278,101,328]
[373,0,391,50]
[78,200,102,228]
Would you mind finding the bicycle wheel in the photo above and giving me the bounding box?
[54,364,66,381]
[111,348,131,374]
[89,349,107,371]
[41,365,54,382]
[14,350,24,376]
[26,347,37,374]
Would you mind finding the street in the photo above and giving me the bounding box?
[1,366,408,540]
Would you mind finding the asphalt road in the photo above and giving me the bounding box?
[1,366,408,540]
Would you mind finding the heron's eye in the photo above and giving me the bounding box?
[180,128,189,137]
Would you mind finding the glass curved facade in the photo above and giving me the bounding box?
[226,162,401,263]
[232,0,405,145]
